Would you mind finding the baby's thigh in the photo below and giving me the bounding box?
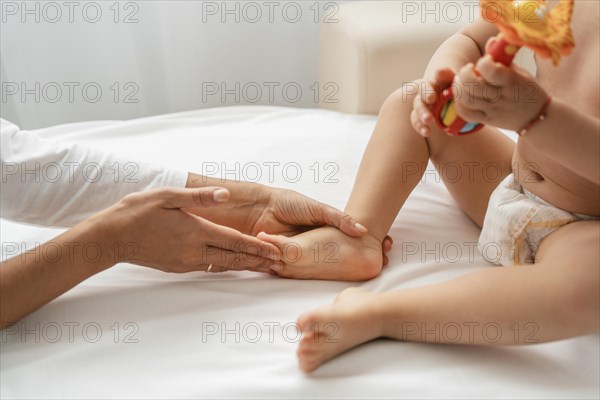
[534,221,600,329]
[536,220,600,266]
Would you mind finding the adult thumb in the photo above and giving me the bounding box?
[160,187,230,209]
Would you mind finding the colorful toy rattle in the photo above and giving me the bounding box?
[432,0,575,136]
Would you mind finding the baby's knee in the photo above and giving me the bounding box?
[382,80,425,111]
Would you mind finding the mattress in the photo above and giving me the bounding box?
[1,106,598,399]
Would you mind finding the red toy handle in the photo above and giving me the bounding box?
[432,34,519,136]
[487,35,519,65]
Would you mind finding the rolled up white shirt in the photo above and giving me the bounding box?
[1,119,188,227]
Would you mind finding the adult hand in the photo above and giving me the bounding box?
[1,186,284,326]
[186,174,367,237]
[251,188,394,265]
[249,188,368,237]
[101,186,282,273]
[184,175,393,267]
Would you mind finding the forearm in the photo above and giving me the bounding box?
[1,122,187,227]
[522,98,600,184]
[378,266,598,345]
[0,214,116,327]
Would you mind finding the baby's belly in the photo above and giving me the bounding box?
[512,142,600,217]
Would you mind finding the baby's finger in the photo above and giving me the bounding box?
[454,63,488,102]
[413,94,428,117]
[413,92,423,111]
[453,101,487,125]
[422,81,437,104]
[411,109,429,137]
[434,68,456,88]
[410,109,420,133]
[414,99,433,125]
[476,55,515,87]
[484,36,498,54]
[427,68,456,103]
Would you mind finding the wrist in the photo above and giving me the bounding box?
[517,95,552,136]
[73,211,119,272]
[509,84,549,132]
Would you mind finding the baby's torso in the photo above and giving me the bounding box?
[514,0,599,217]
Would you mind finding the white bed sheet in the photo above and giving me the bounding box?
[1,106,598,399]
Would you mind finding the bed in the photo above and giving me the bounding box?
[1,105,598,399]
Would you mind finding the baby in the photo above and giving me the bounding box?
[258,0,599,372]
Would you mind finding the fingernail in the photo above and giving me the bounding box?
[270,263,283,272]
[213,189,230,202]
[354,222,368,233]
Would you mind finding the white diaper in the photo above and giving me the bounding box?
[478,174,597,266]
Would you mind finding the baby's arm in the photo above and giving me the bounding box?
[438,31,600,186]
[521,99,600,185]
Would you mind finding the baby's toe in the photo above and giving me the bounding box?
[297,312,318,332]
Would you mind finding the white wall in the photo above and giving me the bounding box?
[1,1,337,129]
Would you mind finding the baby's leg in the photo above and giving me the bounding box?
[297,221,600,372]
[262,81,514,280]
[347,81,515,240]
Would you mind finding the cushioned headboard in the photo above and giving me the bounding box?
[318,1,536,115]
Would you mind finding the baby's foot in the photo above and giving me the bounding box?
[258,226,382,281]
[296,287,383,372]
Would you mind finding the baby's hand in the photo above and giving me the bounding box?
[411,68,455,137]
[452,39,549,132]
